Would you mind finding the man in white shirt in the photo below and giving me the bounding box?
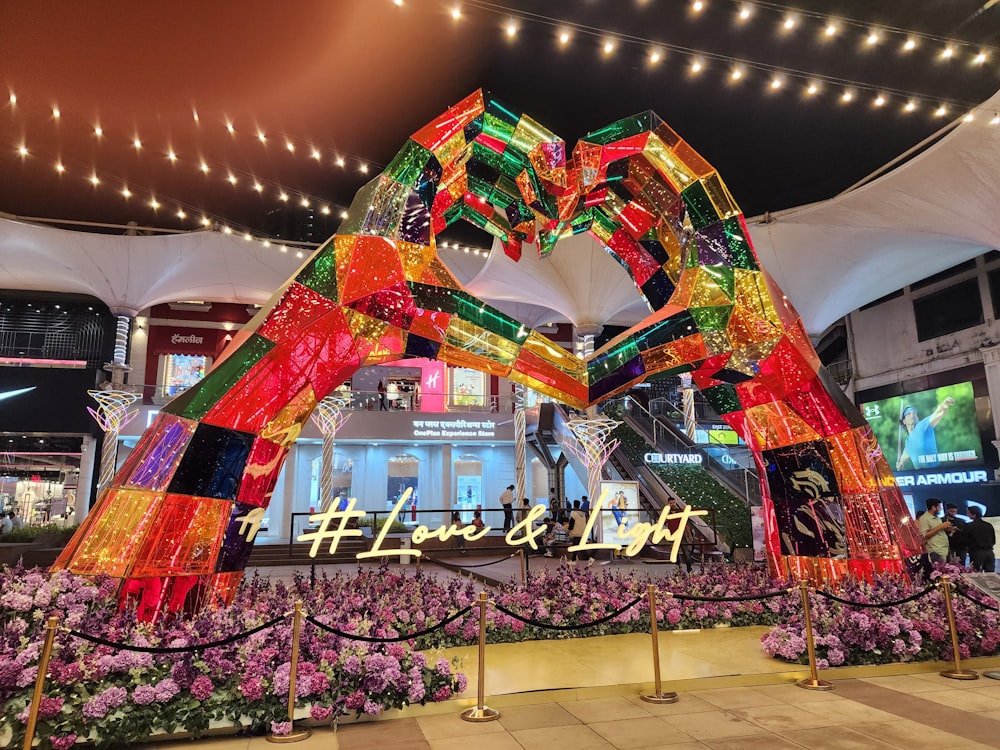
[499,484,516,532]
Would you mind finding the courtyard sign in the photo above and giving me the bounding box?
[297,487,707,563]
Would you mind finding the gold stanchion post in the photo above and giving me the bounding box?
[939,575,978,680]
[641,584,678,704]
[795,580,833,691]
[461,592,500,721]
[22,616,58,750]
[267,602,312,743]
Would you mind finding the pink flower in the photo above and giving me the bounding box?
[270,721,292,736]
[49,734,77,750]
[190,675,214,701]
[310,704,334,721]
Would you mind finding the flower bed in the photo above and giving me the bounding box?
[761,564,1000,668]
[0,565,465,749]
[3,561,995,748]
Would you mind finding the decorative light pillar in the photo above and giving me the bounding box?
[678,373,697,441]
[513,384,526,502]
[309,397,351,512]
[87,312,138,498]
[87,390,138,497]
[564,416,621,506]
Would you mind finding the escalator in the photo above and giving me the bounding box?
[526,402,728,563]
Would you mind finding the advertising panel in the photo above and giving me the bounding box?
[598,480,640,544]
[860,382,983,471]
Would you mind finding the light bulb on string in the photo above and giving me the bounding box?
[934,104,948,117]
[8,92,15,106]
[874,94,886,107]
[904,100,917,113]
[89,173,100,186]
[865,31,880,46]
[602,38,616,55]
[805,81,820,96]
[648,47,662,64]
[122,186,132,199]
[940,45,954,60]
[167,150,178,163]
[738,4,752,21]
[451,5,461,20]
[992,114,1000,126]
[505,19,517,37]
[52,107,60,120]
[335,156,346,167]
[782,14,796,31]
[94,125,103,138]
[176,208,186,219]
[973,52,988,65]
[841,89,853,103]
[558,29,571,45]
[17,145,28,157]
[903,38,917,52]
[311,148,321,160]
[132,138,142,150]
[55,162,65,174]
[690,57,703,73]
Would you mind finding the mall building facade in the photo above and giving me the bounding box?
[6,251,1000,534]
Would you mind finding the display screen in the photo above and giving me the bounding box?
[165,354,208,396]
[860,381,983,471]
[451,368,485,407]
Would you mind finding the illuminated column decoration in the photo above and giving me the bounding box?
[679,373,697,441]
[309,397,351,512]
[513,384,526,501]
[108,314,133,388]
[87,389,139,497]
[564,416,621,505]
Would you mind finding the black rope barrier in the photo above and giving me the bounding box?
[811,584,936,609]
[65,614,288,653]
[426,552,520,569]
[670,588,791,603]
[493,595,644,631]
[305,605,474,643]
[953,586,1000,611]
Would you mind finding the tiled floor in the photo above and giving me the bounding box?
[159,673,1000,749]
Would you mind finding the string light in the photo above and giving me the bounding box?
[992,114,1000,126]
[823,22,838,37]
[149,198,160,210]
[176,208,186,219]
[905,100,917,112]
[934,104,948,117]
[16,145,28,157]
[121,186,132,198]
[730,66,743,81]
[55,162,65,174]
[602,38,616,55]
[311,148,321,160]
[738,4,752,21]
[903,38,917,52]
[89,173,100,186]
[167,149,178,162]
[199,161,210,174]
[226,122,235,134]
[8,93,16,105]
[648,48,662,64]
[841,89,854,103]
[866,31,880,46]
[94,125,103,138]
[692,1,705,13]
[782,14,796,31]
[52,107,60,119]
[505,19,517,37]
[132,138,142,150]
[973,52,988,65]
[451,5,461,20]
[257,131,266,143]
[558,29,571,45]
[874,94,886,107]
[941,45,954,60]
[690,57,703,73]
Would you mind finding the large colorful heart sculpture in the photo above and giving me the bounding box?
[53,91,922,619]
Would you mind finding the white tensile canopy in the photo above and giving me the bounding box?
[1,87,999,334]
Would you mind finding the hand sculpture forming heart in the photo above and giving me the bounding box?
[55,90,923,619]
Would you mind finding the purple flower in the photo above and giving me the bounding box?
[132,685,157,705]
[38,696,64,718]
[310,704,334,721]
[50,734,77,750]
[363,699,384,715]
[154,678,180,702]
[190,675,214,701]
[270,721,292,736]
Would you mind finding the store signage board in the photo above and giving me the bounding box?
[645,452,703,465]
[412,417,498,439]
[297,487,707,563]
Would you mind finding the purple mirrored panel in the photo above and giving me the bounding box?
[121,414,197,491]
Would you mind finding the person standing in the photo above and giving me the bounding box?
[377,379,388,411]
[499,484,515,532]
[944,503,968,565]
[965,506,996,572]
[568,500,593,566]
[0,512,11,535]
[519,496,531,523]
[918,498,953,564]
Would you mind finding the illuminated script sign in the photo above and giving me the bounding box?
[298,488,707,563]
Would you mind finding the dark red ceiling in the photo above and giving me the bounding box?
[2,0,999,245]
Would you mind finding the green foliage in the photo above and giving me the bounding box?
[606,408,751,549]
[0,523,78,544]
[358,516,410,534]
